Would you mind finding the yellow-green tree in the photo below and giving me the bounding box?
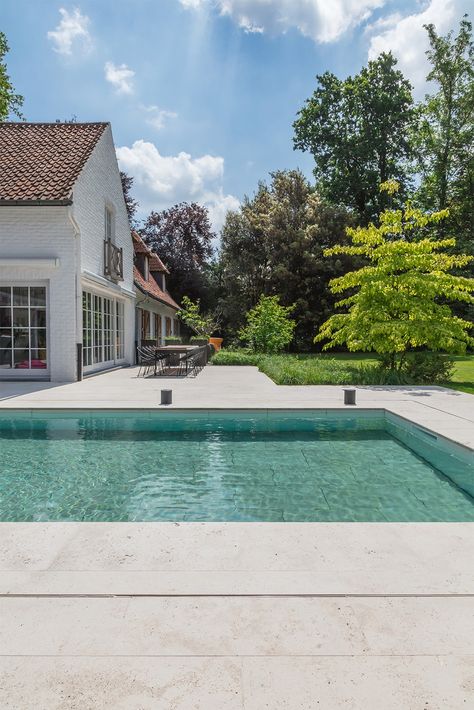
[315,183,474,370]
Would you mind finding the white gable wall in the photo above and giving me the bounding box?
[72,124,134,293]
[71,124,135,369]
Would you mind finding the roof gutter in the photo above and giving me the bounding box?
[134,281,180,311]
[0,199,73,206]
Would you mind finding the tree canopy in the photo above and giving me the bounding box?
[0,31,23,121]
[140,202,215,306]
[293,53,414,224]
[415,16,474,253]
[219,170,352,349]
[315,183,474,367]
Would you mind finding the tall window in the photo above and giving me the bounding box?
[105,206,114,241]
[0,286,47,370]
[165,316,172,337]
[154,314,162,344]
[82,291,125,369]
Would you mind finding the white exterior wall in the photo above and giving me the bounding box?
[135,291,179,345]
[71,124,135,370]
[72,125,134,294]
[0,206,77,382]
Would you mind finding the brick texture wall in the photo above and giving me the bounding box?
[0,206,77,381]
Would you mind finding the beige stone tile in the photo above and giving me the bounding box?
[0,656,243,710]
[1,523,474,594]
[242,656,474,710]
[1,597,473,657]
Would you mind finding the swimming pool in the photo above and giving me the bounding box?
[0,409,472,522]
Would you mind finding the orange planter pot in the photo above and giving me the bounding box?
[209,337,223,352]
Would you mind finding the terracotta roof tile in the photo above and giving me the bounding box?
[149,253,169,274]
[131,231,150,254]
[133,266,179,310]
[131,231,169,273]
[0,122,108,202]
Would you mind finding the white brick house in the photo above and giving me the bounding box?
[0,122,135,382]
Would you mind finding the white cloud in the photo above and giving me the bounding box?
[143,105,178,130]
[104,61,135,94]
[116,140,239,230]
[367,0,468,94]
[179,0,386,43]
[47,7,91,55]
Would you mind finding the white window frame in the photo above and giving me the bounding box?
[82,289,126,373]
[0,281,50,379]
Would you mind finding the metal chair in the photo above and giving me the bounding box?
[137,346,156,377]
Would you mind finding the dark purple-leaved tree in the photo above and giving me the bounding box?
[140,202,215,305]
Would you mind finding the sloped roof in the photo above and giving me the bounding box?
[131,231,169,273]
[133,266,180,310]
[0,122,108,203]
[132,232,179,310]
[149,253,169,274]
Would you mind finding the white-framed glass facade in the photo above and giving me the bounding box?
[0,285,48,371]
[82,290,125,370]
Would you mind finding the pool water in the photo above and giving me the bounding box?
[0,410,472,522]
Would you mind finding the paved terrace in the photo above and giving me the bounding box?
[0,365,473,708]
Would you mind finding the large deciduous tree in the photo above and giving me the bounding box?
[415,16,474,252]
[0,31,23,121]
[293,53,414,224]
[140,202,215,306]
[219,170,353,349]
[315,183,474,370]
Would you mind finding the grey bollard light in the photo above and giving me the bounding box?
[343,388,356,405]
[161,389,172,405]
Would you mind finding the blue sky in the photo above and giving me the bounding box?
[2,0,470,229]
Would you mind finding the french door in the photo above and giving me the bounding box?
[82,291,125,371]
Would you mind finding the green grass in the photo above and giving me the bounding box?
[212,350,474,392]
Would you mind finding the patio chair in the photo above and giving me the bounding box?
[137,346,156,377]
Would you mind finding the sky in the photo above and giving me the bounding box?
[2,0,471,230]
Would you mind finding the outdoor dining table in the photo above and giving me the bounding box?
[153,345,199,372]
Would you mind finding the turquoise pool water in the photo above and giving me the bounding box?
[0,410,472,522]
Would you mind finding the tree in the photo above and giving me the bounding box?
[120,171,139,228]
[219,170,352,348]
[178,295,220,338]
[315,183,474,370]
[293,53,414,223]
[140,202,215,305]
[240,295,296,353]
[415,16,474,252]
[0,31,23,121]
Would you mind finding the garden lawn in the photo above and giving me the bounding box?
[212,351,474,393]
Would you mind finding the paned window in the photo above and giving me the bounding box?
[0,286,47,370]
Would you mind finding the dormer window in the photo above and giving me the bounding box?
[135,253,149,280]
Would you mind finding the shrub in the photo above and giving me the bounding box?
[190,336,209,345]
[164,336,182,345]
[240,295,296,353]
[401,352,454,384]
